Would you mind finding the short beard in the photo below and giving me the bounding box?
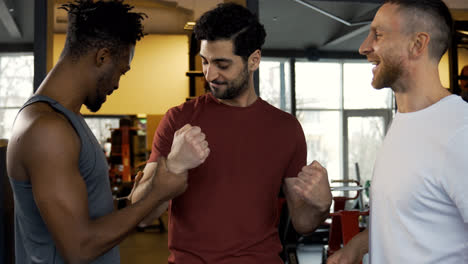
[211,65,249,100]
[85,72,110,112]
[372,56,403,90]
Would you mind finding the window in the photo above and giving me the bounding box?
[260,59,395,186]
[0,54,34,139]
[259,58,292,113]
[295,61,343,182]
[84,117,121,147]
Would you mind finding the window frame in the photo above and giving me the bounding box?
[259,57,395,181]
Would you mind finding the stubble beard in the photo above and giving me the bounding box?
[85,71,112,112]
[211,66,250,100]
[372,55,404,91]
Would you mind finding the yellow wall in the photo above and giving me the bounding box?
[439,9,468,89]
[439,48,468,89]
[53,34,189,115]
[440,53,450,89]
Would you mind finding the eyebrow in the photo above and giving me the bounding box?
[371,24,387,32]
[199,54,233,64]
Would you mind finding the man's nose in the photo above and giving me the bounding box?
[359,34,373,55]
[204,65,219,82]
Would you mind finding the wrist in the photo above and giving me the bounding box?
[166,155,186,174]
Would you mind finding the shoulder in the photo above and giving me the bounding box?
[439,96,468,133]
[167,94,213,115]
[13,104,80,164]
[163,94,214,126]
[259,98,302,127]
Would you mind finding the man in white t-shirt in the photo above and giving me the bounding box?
[327,0,468,263]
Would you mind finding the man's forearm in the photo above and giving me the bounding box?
[290,200,330,234]
[347,228,369,256]
[63,191,164,263]
[130,159,182,225]
[130,178,168,225]
[139,201,169,226]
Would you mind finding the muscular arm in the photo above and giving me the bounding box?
[21,115,180,263]
[283,184,330,234]
[131,124,210,225]
[130,162,169,225]
[284,161,332,234]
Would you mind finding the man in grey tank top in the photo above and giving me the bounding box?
[6,1,210,263]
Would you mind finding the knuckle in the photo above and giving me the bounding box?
[184,133,192,141]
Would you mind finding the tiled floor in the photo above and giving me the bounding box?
[120,215,170,264]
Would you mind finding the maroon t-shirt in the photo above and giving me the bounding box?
[148,93,306,264]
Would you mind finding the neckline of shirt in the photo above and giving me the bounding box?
[207,93,263,110]
[395,94,456,119]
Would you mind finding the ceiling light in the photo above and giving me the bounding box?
[184,21,196,31]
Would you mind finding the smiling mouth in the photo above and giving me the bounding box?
[370,61,380,74]
[210,82,226,88]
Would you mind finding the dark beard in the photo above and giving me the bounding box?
[85,72,110,112]
[211,66,249,100]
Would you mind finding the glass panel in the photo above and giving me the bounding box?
[343,63,394,109]
[0,108,20,139]
[84,117,121,146]
[0,55,34,107]
[295,62,341,109]
[347,116,386,203]
[296,110,341,182]
[259,60,291,113]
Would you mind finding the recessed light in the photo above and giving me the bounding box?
[184,21,196,30]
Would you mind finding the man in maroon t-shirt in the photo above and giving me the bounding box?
[132,3,332,263]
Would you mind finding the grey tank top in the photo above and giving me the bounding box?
[9,95,120,264]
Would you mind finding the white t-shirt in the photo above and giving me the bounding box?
[370,95,468,264]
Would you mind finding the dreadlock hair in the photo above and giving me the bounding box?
[60,0,146,62]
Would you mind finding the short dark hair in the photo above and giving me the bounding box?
[384,0,453,61]
[193,3,266,61]
[60,0,146,61]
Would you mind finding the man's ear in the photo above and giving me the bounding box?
[248,49,261,72]
[95,48,111,67]
[409,32,430,59]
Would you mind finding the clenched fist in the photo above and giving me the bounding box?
[167,124,210,174]
[285,160,332,212]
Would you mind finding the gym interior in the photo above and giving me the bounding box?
[1,0,468,263]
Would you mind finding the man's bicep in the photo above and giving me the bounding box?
[285,121,307,179]
[31,165,90,254]
[24,118,91,255]
[148,110,179,162]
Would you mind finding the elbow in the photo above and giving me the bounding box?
[61,235,96,264]
[294,226,316,236]
[62,253,91,264]
[291,218,318,235]
[293,226,313,235]
[291,207,331,235]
